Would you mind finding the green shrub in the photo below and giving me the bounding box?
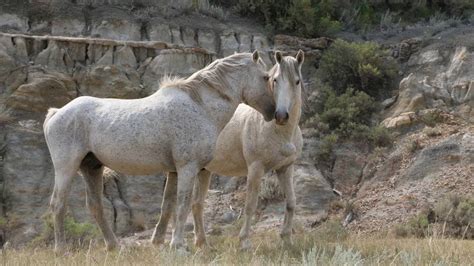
[395,195,474,239]
[234,0,341,37]
[319,88,377,137]
[314,219,349,242]
[394,214,431,238]
[420,110,444,127]
[316,133,338,161]
[319,39,398,99]
[434,194,474,239]
[368,126,393,147]
[32,213,100,247]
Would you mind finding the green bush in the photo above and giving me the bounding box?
[319,39,398,99]
[32,213,100,247]
[395,195,474,239]
[434,194,474,239]
[233,0,341,37]
[223,0,474,37]
[316,133,338,161]
[318,88,377,137]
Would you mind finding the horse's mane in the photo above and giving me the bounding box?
[160,53,265,103]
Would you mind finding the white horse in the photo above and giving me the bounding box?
[43,51,276,252]
[152,51,305,249]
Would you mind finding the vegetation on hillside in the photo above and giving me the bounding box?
[304,40,397,162]
[395,194,474,239]
[211,0,474,37]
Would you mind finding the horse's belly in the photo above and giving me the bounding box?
[206,145,248,177]
[93,144,174,175]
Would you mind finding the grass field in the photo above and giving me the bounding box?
[2,228,473,265]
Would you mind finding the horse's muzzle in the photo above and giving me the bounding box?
[275,110,289,125]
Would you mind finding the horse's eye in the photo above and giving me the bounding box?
[296,80,300,85]
[264,75,269,81]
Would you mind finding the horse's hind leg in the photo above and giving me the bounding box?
[50,166,77,253]
[170,163,200,249]
[192,169,211,248]
[276,164,296,245]
[151,172,177,246]
[80,154,118,250]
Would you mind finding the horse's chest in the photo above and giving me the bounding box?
[264,142,297,170]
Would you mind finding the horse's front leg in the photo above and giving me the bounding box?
[192,169,211,248]
[151,172,177,246]
[276,164,296,245]
[239,161,264,250]
[170,163,200,250]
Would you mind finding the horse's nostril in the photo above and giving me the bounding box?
[275,111,289,123]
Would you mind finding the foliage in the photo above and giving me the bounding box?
[259,175,284,203]
[395,195,474,239]
[395,214,431,238]
[228,0,474,37]
[420,109,444,127]
[316,133,338,161]
[318,39,398,99]
[32,213,100,247]
[423,126,442,137]
[233,0,342,37]
[434,194,474,239]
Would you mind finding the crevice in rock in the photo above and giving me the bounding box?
[0,129,7,246]
[26,19,31,33]
[112,45,117,64]
[250,35,254,51]
[82,5,92,36]
[84,44,90,65]
[234,32,240,51]
[215,30,222,57]
[140,21,149,41]
[178,26,185,45]
[169,26,174,44]
[193,29,199,47]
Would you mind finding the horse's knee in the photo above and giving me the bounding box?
[192,201,203,212]
[286,202,296,214]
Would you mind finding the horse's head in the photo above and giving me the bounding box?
[269,50,304,125]
[242,51,276,122]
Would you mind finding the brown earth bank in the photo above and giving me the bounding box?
[0,1,472,247]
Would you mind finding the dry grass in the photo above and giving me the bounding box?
[2,229,473,265]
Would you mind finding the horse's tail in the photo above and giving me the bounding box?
[43,108,59,130]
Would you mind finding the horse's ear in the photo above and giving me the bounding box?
[296,50,304,66]
[252,50,260,62]
[275,51,283,64]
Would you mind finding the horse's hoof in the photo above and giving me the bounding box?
[194,238,208,249]
[239,239,252,251]
[106,241,120,251]
[175,246,191,256]
[151,238,165,246]
[281,234,293,247]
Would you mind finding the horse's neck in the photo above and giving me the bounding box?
[198,76,242,131]
[273,97,301,139]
